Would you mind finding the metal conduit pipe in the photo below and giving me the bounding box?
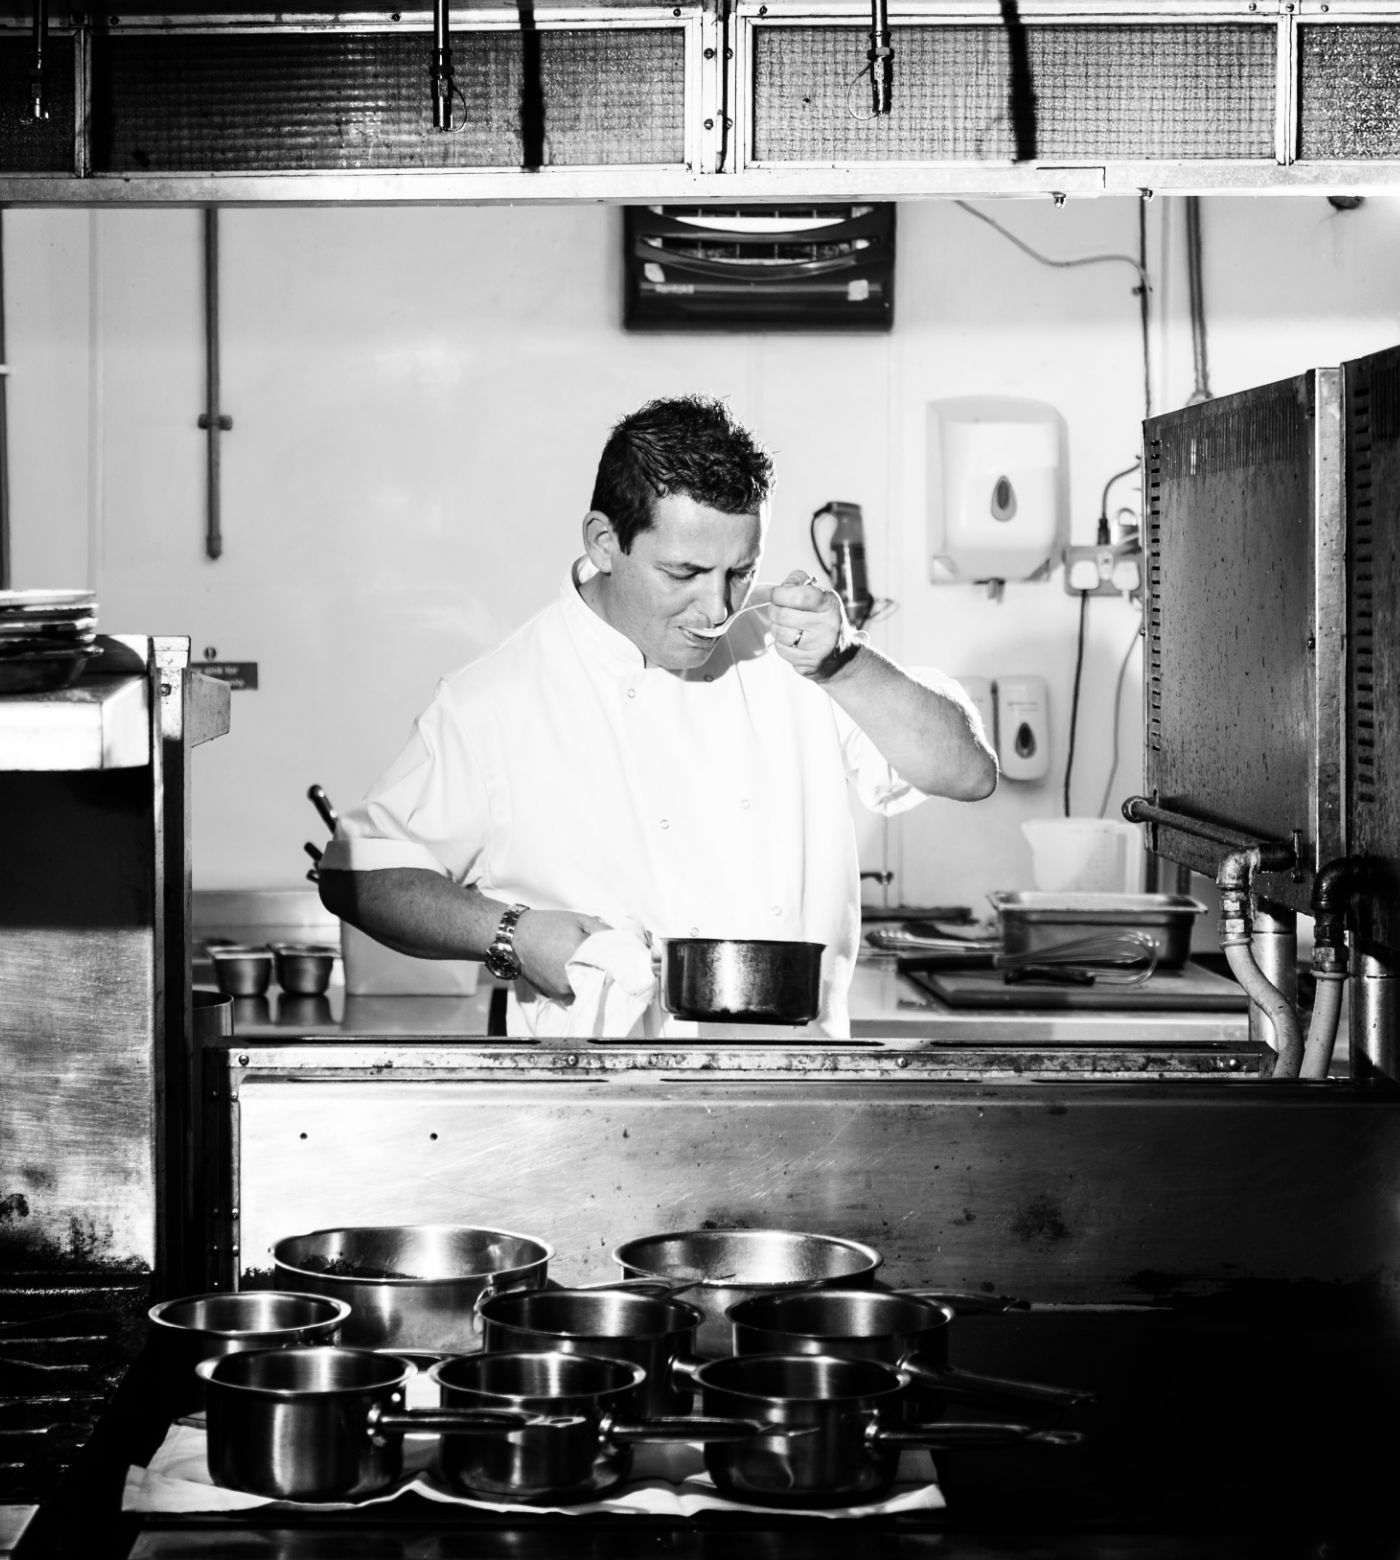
[1301,857,1359,1081]
[1351,950,1399,1085]
[1249,900,1296,1059]
[1216,845,1304,1080]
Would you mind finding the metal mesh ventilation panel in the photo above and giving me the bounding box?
[0,35,76,172]
[750,23,1275,162]
[1299,25,1400,159]
[91,28,685,172]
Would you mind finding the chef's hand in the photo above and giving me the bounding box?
[512,909,611,1000]
[768,570,859,681]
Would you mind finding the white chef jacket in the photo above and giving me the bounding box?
[322,561,929,1037]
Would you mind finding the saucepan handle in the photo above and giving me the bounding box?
[897,1289,1031,1315]
[370,1406,567,1443]
[871,1422,1084,1451]
[900,1360,1095,1411]
[604,1414,775,1446]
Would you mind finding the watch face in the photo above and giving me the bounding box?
[485,945,520,981]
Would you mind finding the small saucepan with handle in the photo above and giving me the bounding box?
[660,938,824,1025]
[726,1287,1095,1423]
[148,1289,352,1416]
[477,1287,706,1417]
[695,1352,1082,1508]
[197,1346,551,1502]
[429,1350,770,1503]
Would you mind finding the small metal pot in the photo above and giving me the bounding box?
[209,945,274,997]
[270,942,338,995]
[198,1347,538,1502]
[696,1353,1080,1508]
[726,1288,1094,1423]
[661,938,823,1025]
[148,1290,351,1416]
[273,1224,552,1353]
[613,1228,882,1358]
[478,1288,706,1417]
[430,1350,765,1503]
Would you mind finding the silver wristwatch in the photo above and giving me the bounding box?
[484,902,530,981]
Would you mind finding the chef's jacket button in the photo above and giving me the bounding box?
[740,798,751,809]
[627,688,637,699]
[772,905,783,917]
[660,819,669,829]
[690,926,700,935]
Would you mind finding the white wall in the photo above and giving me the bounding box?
[5,196,1398,910]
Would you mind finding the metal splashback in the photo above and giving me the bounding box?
[1141,369,1346,913]
[1344,343,1400,958]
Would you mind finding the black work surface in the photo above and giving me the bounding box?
[106,1301,1400,1560]
[911,962,1250,1011]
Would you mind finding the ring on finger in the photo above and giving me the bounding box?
[793,628,805,647]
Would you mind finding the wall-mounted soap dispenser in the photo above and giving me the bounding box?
[995,675,1051,782]
[927,397,1067,590]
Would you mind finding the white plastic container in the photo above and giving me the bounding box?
[1021,818,1140,894]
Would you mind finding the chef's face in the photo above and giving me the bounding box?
[584,491,765,672]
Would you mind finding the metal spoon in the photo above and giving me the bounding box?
[688,601,772,639]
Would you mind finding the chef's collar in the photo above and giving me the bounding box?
[562,556,647,672]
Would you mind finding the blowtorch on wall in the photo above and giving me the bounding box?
[810,501,894,630]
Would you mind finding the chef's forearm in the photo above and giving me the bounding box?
[819,646,999,801]
[317,867,502,960]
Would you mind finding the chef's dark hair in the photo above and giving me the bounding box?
[591,395,773,553]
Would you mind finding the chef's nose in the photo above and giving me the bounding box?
[698,575,733,625]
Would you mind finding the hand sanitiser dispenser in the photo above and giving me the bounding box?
[927,397,1066,587]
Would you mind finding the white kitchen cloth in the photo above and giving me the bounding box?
[122,1420,944,1520]
[528,922,659,1040]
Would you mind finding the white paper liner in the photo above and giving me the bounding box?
[123,1420,945,1521]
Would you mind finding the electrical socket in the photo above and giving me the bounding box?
[1062,539,1142,597]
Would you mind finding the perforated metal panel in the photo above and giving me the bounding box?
[1299,24,1400,160]
[1344,346,1400,957]
[1141,375,1344,908]
[91,27,686,172]
[0,34,76,173]
[749,23,1276,163]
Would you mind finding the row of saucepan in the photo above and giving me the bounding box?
[149,1224,1093,1508]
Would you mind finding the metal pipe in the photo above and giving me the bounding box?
[28,0,48,120]
[1216,847,1303,1080]
[430,0,454,130]
[867,0,892,115]
[1249,901,1297,1057]
[1301,857,1359,1081]
[1121,796,1290,858]
[1350,950,1399,1086]
[197,208,232,561]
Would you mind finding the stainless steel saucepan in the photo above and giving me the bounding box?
[612,1227,883,1357]
[477,1287,706,1417]
[430,1350,768,1503]
[148,1290,352,1416]
[198,1347,543,1502]
[272,1224,552,1353]
[695,1353,1081,1508]
[660,938,823,1025]
[726,1287,1095,1422]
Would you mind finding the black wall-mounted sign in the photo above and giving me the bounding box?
[193,661,258,691]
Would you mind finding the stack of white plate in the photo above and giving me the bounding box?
[0,589,100,694]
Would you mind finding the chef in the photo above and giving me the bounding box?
[318,394,997,1037]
